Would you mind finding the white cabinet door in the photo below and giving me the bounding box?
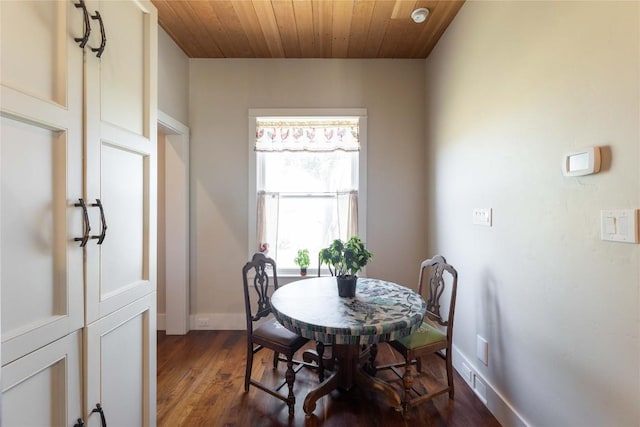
[0,0,84,365]
[2,331,82,427]
[84,293,157,427]
[1,2,158,424]
[80,3,158,425]
[83,0,158,324]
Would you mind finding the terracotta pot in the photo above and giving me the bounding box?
[336,275,357,297]
[300,268,307,277]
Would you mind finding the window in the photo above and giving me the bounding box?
[248,109,367,274]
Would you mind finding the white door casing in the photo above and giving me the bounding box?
[158,111,190,335]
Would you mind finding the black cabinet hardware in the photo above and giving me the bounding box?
[73,198,91,247]
[90,11,106,58]
[73,0,91,48]
[90,199,107,244]
[91,403,107,427]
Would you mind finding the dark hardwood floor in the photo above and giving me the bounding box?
[157,330,501,427]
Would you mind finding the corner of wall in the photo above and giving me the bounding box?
[453,346,529,427]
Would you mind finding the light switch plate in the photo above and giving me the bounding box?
[600,209,639,243]
[473,208,492,226]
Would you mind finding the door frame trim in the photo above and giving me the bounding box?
[158,110,190,335]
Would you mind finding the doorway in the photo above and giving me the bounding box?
[158,111,190,334]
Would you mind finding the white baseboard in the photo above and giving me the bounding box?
[157,312,246,331]
[190,313,246,330]
[452,346,530,427]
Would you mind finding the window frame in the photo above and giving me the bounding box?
[248,108,368,276]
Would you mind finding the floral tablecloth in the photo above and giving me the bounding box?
[271,277,426,345]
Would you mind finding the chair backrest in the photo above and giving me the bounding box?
[418,255,458,338]
[242,253,279,333]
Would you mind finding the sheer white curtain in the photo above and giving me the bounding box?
[256,191,358,259]
[256,191,267,253]
[256,191,280,255]
[347,190,358,238]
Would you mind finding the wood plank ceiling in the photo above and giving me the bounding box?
[152,0,465,59]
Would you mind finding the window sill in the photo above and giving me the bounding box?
[277,269,328,284]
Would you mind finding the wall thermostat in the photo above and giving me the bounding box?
[562,146,601,177]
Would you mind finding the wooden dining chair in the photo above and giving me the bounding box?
[378,255,459,414]
[242,252,309,416]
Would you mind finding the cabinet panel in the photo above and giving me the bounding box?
[2,331,82,427]
[0,116,83,364]
[84,129,156,323]
[0,0,84,366]
[97,0,146,136]
[0,0,79,107]
[85,293,156,427]
[101,143,145,293]
[2,120,65,331]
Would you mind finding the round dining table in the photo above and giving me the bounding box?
[270,276,426,415]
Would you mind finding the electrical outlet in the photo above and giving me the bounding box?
[196,317,210,328]
[473,374,488,405]
[461,362,473,386]
[472,208,492,226]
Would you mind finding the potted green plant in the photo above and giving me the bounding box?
[293,248,310,276]
[319,235,373,297]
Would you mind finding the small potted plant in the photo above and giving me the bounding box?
[319,235,373,297]
[293,248,310,276]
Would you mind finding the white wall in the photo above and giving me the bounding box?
[189,59,427,326]
[158,28,189,124]
[157,27,189,321]
[425,1,639,426]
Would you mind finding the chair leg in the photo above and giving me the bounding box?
[446,350,455,399]
[285,354,296,415]
[316,341,325,382]
[273,351,279,369]
[416,356,422,373]
[245,342,253,392]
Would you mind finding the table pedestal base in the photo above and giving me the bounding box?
[302,344,401,416]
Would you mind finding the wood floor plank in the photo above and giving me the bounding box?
[157,331,501,426]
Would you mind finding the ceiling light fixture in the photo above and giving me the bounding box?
[411,7,430,24]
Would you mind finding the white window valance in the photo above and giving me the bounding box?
[255,117,360,152]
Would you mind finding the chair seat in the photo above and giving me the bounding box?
[395,321,446,350]
[254,319,308,349]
